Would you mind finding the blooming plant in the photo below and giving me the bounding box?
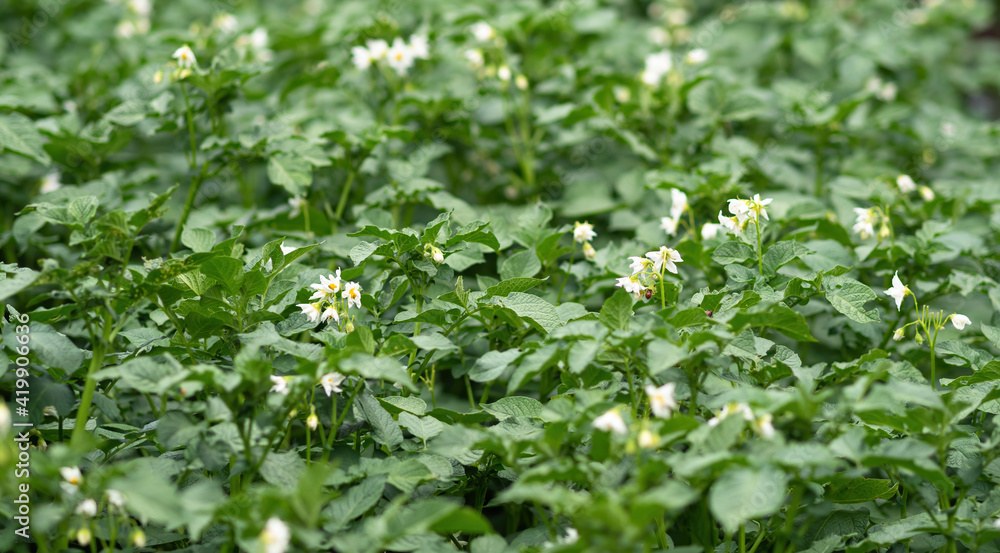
[3,2,1000,553]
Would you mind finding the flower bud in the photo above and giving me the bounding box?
[345,320,355,333]
[431,246,444,264]
[915,333,924,345]
[919,186,935,201]
[515,75,529,90]
[893,328,904,341]
[582,242,596,261]
[306,413,318,430]
[132,529,146,548]
[77,528,92,546]
[638,429,659,449]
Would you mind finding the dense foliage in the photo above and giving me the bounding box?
[3,0,1000,551]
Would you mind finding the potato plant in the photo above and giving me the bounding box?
[3,1,1000,552]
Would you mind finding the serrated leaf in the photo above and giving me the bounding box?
[0,113,50,164]
[181,228,215,253]
[825,276,881,324]
[495,292,563,334]
[357,394,403,449]
[599,288,633,330]
[267,153,312,196]
[482,396,543,420]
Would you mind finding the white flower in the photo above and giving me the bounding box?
[515,75,529,90]
[367,39,389,60]
[852,207,876,239]
[659,216,678,236]
[269,375,290,395]
[951,314,971,330]
[893,328,905,341]
[728,198,752,222]
[645,246,683,274]
[464,49,484,68]
[719,212,744,236]
[172,45,197,68]
[877,82,897,102]
[497,65,511,82]
[288,196,307,218]
[321,306,339,323]
[309,272,341,301]
[613,86,630,103]
[351,45,373,70]
[628,256,649,276]
[409,34,430,59]
[750,194,773,221]
[342,281,362,309]
[297,303,322,323]
[573,221,597,243]
[701,223,723,240]
[214,13,238,34]
[593,409,628,435]
[260,517,290,553]
[884,271,909,311]
[638,429,659,449]
[386,37,414,75]
[919,186,935,201]
[755,414,776,439]
[115,20,136,38]
[0,403,10,437]
[470,21,495,42]
[648,27,670,45]
[127,0,151,16]
[106,489,125,509]
[645,382,677,419]
[43,405,58,418]
[582,242,596,261]
[560,528,579,545]
[61,466,83,487]
[306,413,318,430]
[615,276,646,299]
[685,48,708,64]
[641,51,672,85]
[248,27,269,49]
[75,499,98,517]
[430,246,445,264]
[707,403,754,427]
[670,189,688,220]
[320,372,347,396]
[896,174,916,193]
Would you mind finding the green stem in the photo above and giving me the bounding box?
[70,341,107,449]
[756,220,764,275]
[557,241,576,304]
[170,164,206,253]
[180,83,197,170]
[333,170,356,230]
[464,375,476,410]
[740,525,746,553]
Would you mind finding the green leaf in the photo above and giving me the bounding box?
[762,241,808,275]
[709,465,789,534]
[398,412,445,441]
[495,292,563,334]
[469,349,522,383]
[339,353,417,391]
[484,277,545,298]
[599,288,634,330]
[730,304,816,342]
[267,153,313,196]
[826,479,898,503]
[482,396,543,420]
[0,113,50,164]
[323,474,387,532]
[6,323,85,372]
[260,451,306,488]
[0,266,39,302]
[500,249,541,280]
[181,227,215,253]
[824,276,881,324]
[357,394,403,449]
[713,241,755,265]
[199,256,244,293]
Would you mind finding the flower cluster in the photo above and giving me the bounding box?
[235,27,273,62]
[113,0,152,39]
[352,35,430,76]
[615,245,683,300]
[885,271,971,336]
[296,269,363,330]
[707,402,775,438]
[641,50,672,86]
[852,206,891,240]
[717,194,772,236]
[573,222,597,260]
[659,189,688,236]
